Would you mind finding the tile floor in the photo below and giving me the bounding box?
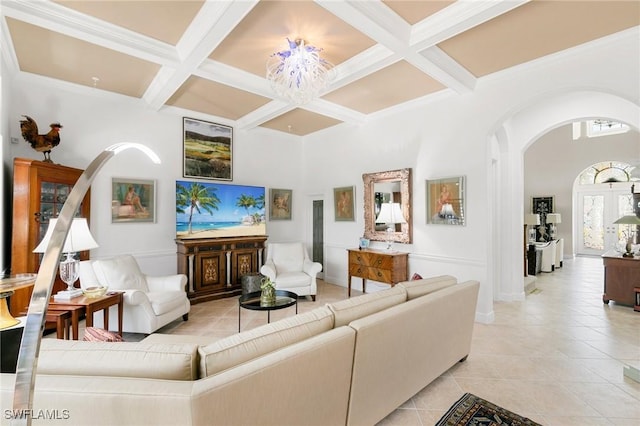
[68,256,640,425]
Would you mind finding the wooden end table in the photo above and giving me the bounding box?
[49,291,124,339]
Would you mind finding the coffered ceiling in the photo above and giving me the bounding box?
[2,1,638,136]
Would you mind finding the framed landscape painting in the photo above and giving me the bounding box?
[112,178,156,223]
[270,188,292,220]
[183,117,233,181]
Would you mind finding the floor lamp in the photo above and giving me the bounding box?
[524,214,540,276]
[11,143,160,426]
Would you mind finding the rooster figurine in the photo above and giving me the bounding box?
[20,115,63,163]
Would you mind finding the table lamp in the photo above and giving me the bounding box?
[613,214,640,257]
[33,217,98,299]
[546,213,561,240]
[375,202,406,250]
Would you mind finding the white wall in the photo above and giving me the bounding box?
[3,28,639,323]
[524,125,639,257]
[6,77,306,275]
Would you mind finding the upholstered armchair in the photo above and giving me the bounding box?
[534,241,557,273]
[260,242,322,301]
[79,255,190,334]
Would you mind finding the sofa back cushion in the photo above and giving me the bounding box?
[198,306,334,377]
[327,286,407,328]
[397,275,457,300]
[91,255,149,292]
[37,339,199,380]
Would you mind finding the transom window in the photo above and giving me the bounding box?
[578,161,634,185]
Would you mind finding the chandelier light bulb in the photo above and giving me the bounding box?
[266,38,335,105]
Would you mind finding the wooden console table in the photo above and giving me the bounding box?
[602,251,640,307]
[347,248,408,297]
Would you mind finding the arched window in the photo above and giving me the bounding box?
[578,161,634,185]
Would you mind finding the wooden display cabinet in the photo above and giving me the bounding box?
[9,158,91,316]
[176,236,267,304]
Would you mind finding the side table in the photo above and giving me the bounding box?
[49,291,124,339]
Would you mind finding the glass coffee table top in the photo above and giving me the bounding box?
[238,290,298,331]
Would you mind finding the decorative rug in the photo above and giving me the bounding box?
[435,393,542,426]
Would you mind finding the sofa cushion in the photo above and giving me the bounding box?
[198,306,334,377]
[91,255,149,292]
[327,286,407,328]
[397,275,458,300]
[147,291,188,315]
[37,339,199,380]
[274,271,311,289]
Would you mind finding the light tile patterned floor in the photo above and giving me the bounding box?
[65,256,640,425]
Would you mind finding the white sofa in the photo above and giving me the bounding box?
[1,275,479,425]
[79,255,191,334]
[260,242,322,300]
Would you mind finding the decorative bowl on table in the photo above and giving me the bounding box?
[82,285,108,298]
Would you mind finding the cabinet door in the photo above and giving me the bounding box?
[231,248,258,285]
[194,252,227,294]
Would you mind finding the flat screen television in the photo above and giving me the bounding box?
[176,180,266,239]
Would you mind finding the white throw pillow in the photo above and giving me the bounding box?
[91,255,149,292]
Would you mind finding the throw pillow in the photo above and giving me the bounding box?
[411,273,423,280]
[83,327,123,342]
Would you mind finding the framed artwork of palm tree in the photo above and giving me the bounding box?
[175,180,265,238]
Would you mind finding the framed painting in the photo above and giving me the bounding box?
[334,186,355,221]
[183,117,233,181]
[426,176,466,225]
[532,196,554,241]
[269,188,292,220]
[112,178,156,223]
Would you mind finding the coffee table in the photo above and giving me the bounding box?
[49,291,124,339]
[238,290,298,332]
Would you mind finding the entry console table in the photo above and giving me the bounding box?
[347,248,408,297]
[602,251,639,307]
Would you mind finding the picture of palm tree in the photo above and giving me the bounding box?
[176,180,266,238]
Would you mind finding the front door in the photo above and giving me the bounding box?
[576,184,633,256]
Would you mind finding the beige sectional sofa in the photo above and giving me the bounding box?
[1,275,479,425]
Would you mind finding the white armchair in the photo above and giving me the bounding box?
[554,238,564,268]
[534,241,557,272]
[260,242,322,301]
[79,255,190,334]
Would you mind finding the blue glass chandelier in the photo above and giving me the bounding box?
[266,38,335,105]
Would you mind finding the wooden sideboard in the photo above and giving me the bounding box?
[176,236,267,304]
[602,251,640,307]
[347,248,408,297]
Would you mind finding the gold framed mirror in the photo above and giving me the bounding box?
[363,168,412,244]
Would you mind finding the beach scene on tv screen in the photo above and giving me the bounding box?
[176,180,266,239]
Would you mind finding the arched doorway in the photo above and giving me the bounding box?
[488,91,640,304]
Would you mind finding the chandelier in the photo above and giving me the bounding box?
[266,38,334,105]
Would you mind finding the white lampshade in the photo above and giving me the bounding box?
[33,218,98,253]
[524,213,540,226]
[376,202,407,224]
[546,213,561,224]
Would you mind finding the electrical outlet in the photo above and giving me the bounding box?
[11,137,19,144]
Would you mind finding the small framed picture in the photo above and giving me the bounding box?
[269,188,292,220]
[183,117,233,181]
[112,178,156,223]
[334,186,355,221]
[426,176,465,225]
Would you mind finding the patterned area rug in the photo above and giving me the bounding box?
[435,393,542,426]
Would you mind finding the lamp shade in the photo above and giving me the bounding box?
[376,202,407,224]
[524,213,540,226]
[546,213,561,224]
[33,218,98,253]
[613,214,640,225]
